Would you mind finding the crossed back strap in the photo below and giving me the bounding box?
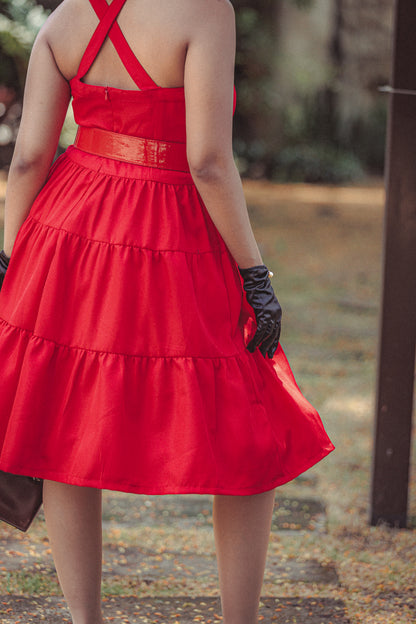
[76,0,159,90]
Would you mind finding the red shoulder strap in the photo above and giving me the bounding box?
[76,0,159,90]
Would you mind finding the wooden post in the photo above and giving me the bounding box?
[370,0,416,528]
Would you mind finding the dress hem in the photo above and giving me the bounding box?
[0,445,334,496]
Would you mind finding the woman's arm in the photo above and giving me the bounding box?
[3,27,71,257]
[184,0,262,269]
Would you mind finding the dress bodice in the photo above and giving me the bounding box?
[70,78,188,142]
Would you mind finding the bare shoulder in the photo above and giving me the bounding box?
[40,0,91,41]
[185,0,234,28]
[181,0,235,53]
[194,0,234,16]
[37,0,95,79]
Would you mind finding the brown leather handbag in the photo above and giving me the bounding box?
[0,471,43,531]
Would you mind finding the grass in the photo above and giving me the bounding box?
[0,176,415,623]
[2,570,60,595]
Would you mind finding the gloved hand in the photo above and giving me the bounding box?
[0,250,10,290]
[238,264,282,359]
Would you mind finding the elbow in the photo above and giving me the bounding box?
[12,154,46,175]
[13,157,38,175]
[188,151,235,182]
[11,143,54,175]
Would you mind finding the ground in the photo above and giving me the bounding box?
[0,176,414,623]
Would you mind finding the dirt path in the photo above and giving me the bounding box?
[0,488,349,623]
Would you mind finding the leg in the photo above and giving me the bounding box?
[43,480,103,624]
[213,488,276,624]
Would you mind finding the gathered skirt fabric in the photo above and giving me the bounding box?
[0,146,334,495]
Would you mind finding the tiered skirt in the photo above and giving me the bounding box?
[0,146,334,495]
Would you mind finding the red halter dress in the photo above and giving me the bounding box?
[0,0,334,495]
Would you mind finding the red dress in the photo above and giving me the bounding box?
[0,0,334,495]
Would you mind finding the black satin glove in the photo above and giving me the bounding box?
[238,264,282,359]
[0,250,10,290]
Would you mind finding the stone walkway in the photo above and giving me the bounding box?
[0,483,350,623]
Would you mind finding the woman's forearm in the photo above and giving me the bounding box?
[190,159,263,269]
[3,154,52,256]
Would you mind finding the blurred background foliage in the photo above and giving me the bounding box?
[232,0,392,182]
[0,0,393,182]
[0,0,46,92]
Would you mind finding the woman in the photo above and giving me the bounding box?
[0,0,334,622]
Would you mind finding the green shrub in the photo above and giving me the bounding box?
[339,100,388,174]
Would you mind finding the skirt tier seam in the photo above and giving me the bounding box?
[0,317,245,361]
[66,148,196,185]
[25,215,226,255]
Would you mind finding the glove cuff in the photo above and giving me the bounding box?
[238,264,273,281]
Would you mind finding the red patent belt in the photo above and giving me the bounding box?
[74,126,190,172]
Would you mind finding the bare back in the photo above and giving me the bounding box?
[45,0,230,90]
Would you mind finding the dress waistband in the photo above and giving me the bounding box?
[73,126,190,172]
